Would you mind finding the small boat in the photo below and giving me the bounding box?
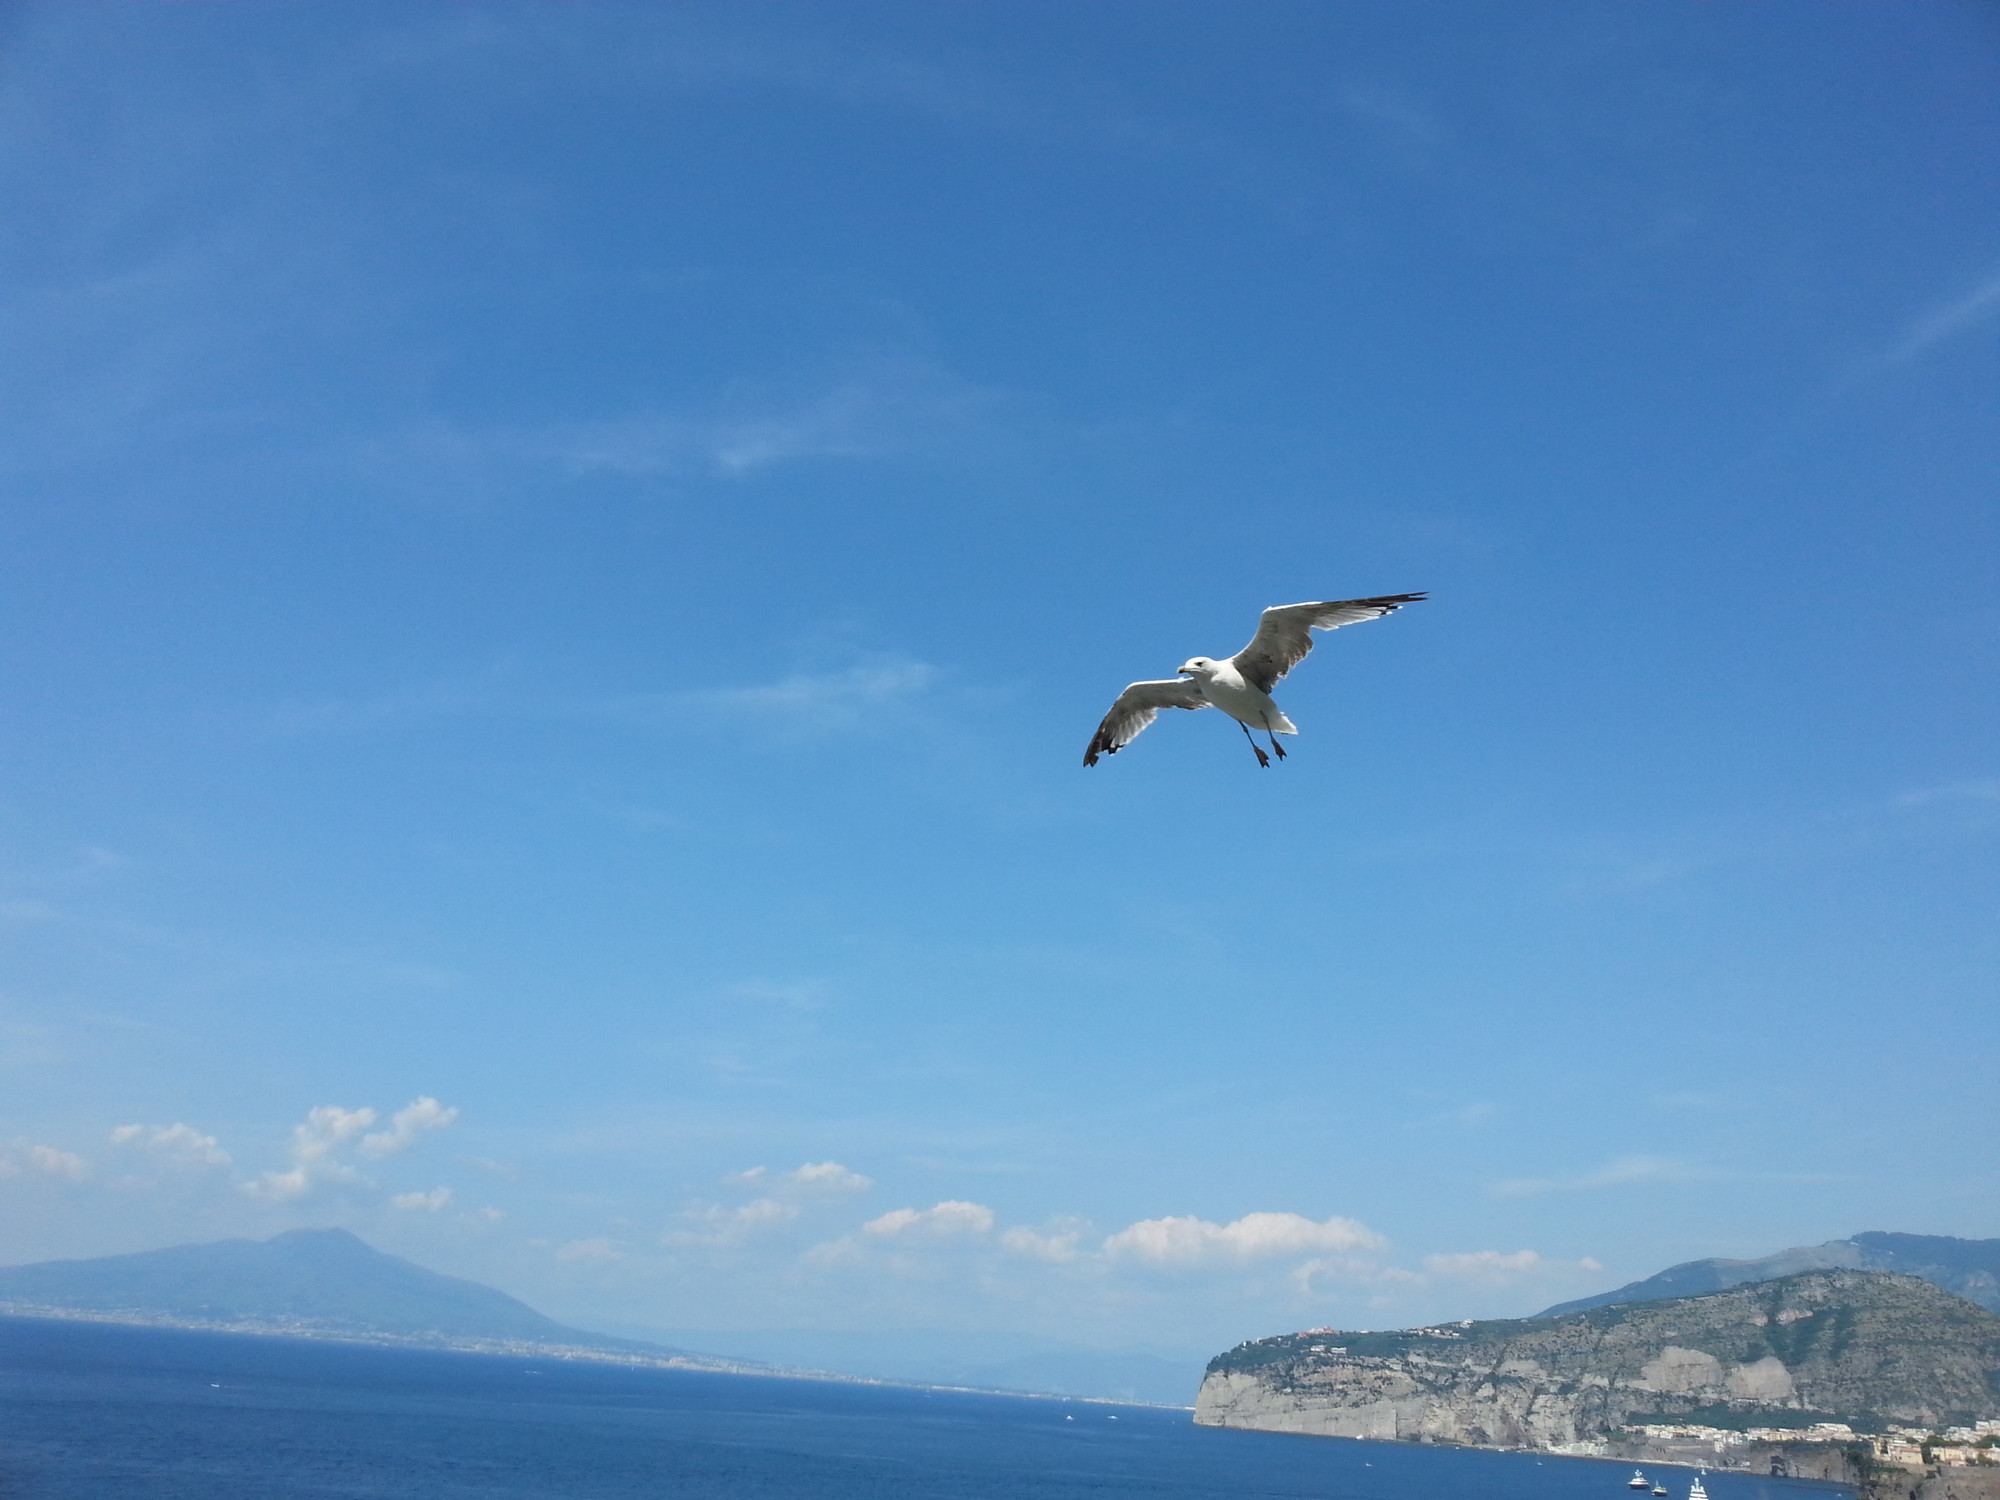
[1688,1476,1709,1500]
[1653,1487,1667,1497]
[1629,1472,1651,1490]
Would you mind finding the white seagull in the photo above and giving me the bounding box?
[1083,593,1425,768]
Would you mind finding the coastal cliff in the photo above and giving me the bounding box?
[1195,1270,2000,1449]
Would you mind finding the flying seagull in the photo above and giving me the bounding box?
[1083,593,1426,768]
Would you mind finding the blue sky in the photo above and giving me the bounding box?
[2,2,1996,1367]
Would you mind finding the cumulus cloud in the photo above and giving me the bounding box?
[390,1186,453,1212]
[244,1104,377,1201]
[109,1122,230,1168]
[1487,1156,1697,1200]
[862,1200,995,1238]
[0,1143,90,1181]
[240,1097,458,1200]
[1101,1212,1384,1267]
[1001,1221,1089,1264]
[358,1097,459,1158]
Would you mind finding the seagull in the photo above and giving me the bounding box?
[1083,593,1426,768]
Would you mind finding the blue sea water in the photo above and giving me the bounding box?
[0,1317,1851,1500]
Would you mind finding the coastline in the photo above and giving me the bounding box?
[0,1305,1192,1410]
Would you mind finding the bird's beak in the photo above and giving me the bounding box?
[1176,666,1195,676]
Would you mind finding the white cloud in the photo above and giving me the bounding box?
[0,1143,90,1181]
[1001,1221,1089,1264]
[783,1161,872,1192]
[109,1122,230,1168]
[1101,1212,1384,1267]
[723,1160,873,1195]
[389,1186,453,1212]
[1487,1156,1697,1200]
[667,1196,802,1247]
[358,1096,459,1158]
[862,1200,995,1238]
[1289,1256,1419,1295]
[244,1104,377,1201]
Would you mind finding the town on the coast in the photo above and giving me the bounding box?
[1603,1419,2000,1470]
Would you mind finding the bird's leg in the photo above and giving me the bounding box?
[1237,719,1271,768]
[1267,732,1287,761]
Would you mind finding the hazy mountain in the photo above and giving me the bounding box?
[1537,1231,2000,1319]
[0,1229,673,1355]
[0,1231,1195,1403]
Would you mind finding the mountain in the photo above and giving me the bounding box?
[1537,1231,2000,1319]
[0,1229,679,1356]
[1197,1269,2000,1449]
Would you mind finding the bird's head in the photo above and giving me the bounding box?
[1177,657,1216,678]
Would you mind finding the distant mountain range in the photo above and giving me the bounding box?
[1537,1232,2000,1318]
[0,1228,712,1363]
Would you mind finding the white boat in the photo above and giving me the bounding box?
[1688,1475,1709,1500]
[1628,1471,1651,1490]
[1653,1487,1667,1497]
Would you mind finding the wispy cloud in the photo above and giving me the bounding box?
[1422,1249,1603,1283]
[554,1237,625,1263]
[1890,268,2000,363]
[389,1186,453,1212]
[270,654,943,745]
[1894,779,2000,809]
[1487,1155,1698,1200]
[0,1143,91,1181]
[355,357,1018,502]
[683,658,938,736]
[667,1196,803,1247]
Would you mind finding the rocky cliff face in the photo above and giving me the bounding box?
[1195,1270,2000,1449]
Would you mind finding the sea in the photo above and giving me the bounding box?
[0,1316,1852,1500]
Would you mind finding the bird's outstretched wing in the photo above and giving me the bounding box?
[1229,593,1426,694]
[1083,678,1209,766]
